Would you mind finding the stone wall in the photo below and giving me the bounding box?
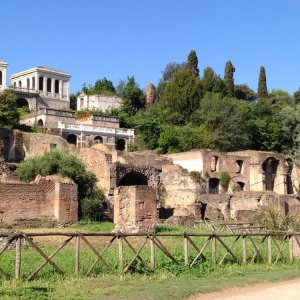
[0,128,24,162]
[160,164,198,209]
[0,175,78,225]
[114,186,157,233]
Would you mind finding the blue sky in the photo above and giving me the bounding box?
[1,0,300,94]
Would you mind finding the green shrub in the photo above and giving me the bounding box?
[15,149,103,218]
[81,189,105,220]
[220,171,231,190]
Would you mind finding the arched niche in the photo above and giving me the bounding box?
[66,134,77,145]
[262,157,279,191]
[118,171,148,186]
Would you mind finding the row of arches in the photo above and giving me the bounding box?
[66,134,126,151]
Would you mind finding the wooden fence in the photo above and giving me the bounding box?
[0,231,299,281]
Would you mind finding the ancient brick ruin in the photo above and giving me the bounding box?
[0,175,78,226]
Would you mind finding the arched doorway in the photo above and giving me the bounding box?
[37,119,44,127]
[236,182,245,191]
[16,98,30,114]
[118,171,148,186]
[94,136,103,144]
[47,78,51,92]
[0,71,2,86]
[66,134,77,145]
[116,139,126,151]
[262,157,279,191]
[209,178,220,194]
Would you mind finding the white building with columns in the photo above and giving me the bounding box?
[0,60,8,91]
[10,66,71,110]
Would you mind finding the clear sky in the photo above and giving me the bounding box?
[1,0,300,94]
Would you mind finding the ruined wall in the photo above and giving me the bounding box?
[114,186,157,233]
[78,147,112,196]
[0,128,25,162]
[22,132,70,157]
[0,176,77,225]
[160,164,198,209]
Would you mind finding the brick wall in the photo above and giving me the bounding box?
[0,176,77,225]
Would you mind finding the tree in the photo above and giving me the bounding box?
[234,84,257,101]
[257,66,268,99]
[117,76,145,115]
[187,50,199,76]
[0,89,19,128]
[15,149,103,218]
[191,92,254,151]
[82,77,116,95]
[294,88,300,104]
[159,68,203,122]
[202,67,225,94]
[224,60,235,97]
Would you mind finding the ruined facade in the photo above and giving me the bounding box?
[145,83,157,108]
[77,93,122,111]
[0,175,78,225]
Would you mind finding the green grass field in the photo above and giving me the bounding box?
[0,222,299,299]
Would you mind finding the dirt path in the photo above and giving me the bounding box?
[186,278,300,300]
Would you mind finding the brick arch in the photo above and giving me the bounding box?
[110,165,160,194]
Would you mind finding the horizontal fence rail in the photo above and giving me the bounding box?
[0,231,299,281]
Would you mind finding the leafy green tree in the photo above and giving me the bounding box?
[117,76,145,115]
[0,89,19,128]
[159,68,203,122]
[202,67,225,94]
[224,60,235,97]
[187,50,199,76]
[191,92,254,151]
[82,78,116,95]
[234,84,257,101]
[257,66,268,99]
[134,109,161,149]
[294,88,300,104]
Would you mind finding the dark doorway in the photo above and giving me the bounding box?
[39,77,44,91]
[209,178,220,194]
[66,134,77,145]
[118,171,148,186]
[0,71,2,85]
[285,159,294,194]
[262,157,279,191]
[55,80,59,93]
[116,139,126,151]
[94,136,103,143]
[47,78,51,92]
[236,181,245,191]
[37,119,44,127]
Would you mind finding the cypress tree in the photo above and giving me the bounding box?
[187,50,199,76]
[257,66,268,98]
[224,60,235,97]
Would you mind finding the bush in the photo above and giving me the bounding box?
[81,189,105,220]
[220,171,231,190]
[15,149,103,218]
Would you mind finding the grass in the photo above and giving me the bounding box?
[0,222,300,299]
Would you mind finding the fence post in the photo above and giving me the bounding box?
[15,236,21,280]
[75,235,80,275]
[212,235,217,264]
[184,233,188,267]
[150,236,155,271]
[268,235,272,264]
[289,235,294,262]
[242,235,247,264]
[118,235,124,272]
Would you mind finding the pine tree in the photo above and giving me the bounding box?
[257,66,268,99]
[224,60,235,97]
[187,50,199,76]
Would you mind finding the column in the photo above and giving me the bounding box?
[36,74,39,91]
[66,81,70,99]
[43,77,47,93]
[59,80,63,97]
[51,78,55,96]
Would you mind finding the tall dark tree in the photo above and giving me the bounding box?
[257,66,268,99]
[0,89,19,128]
[224,60,235,97]
[187,50,199,76]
